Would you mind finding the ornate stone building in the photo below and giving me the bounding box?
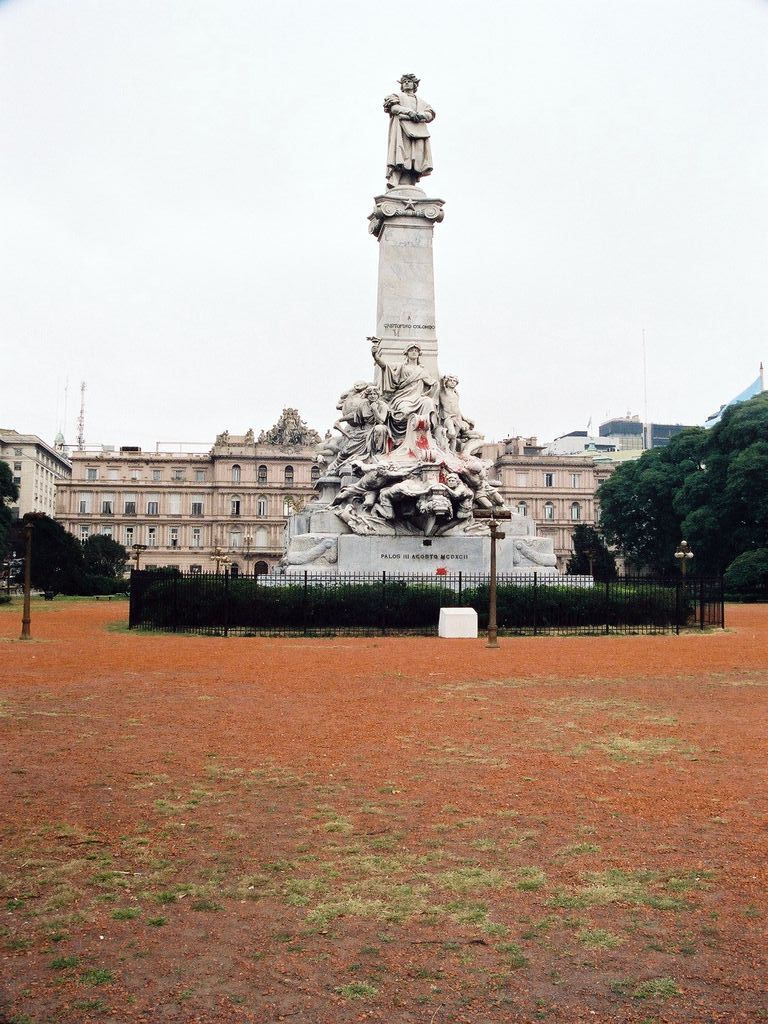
[1,428,72,519]
[55,410,321,574]
[486,437,615,571]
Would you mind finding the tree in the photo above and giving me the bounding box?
[724,548,768,599]
[11,513,85,594]
[597,428,707,575]
[596,393,768,575]
[566,524,617,581]
[0,460,19,560]
[82,535,128,579]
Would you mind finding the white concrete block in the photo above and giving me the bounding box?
[438,607,478,638]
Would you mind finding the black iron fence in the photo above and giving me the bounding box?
[128,570,725,637]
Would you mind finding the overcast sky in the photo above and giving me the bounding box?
[2,0,766,451]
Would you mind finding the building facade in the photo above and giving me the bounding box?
[488,438,615,571]
[0,428,72,519]
[55,411,320,574]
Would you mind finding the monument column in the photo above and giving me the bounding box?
[368,186,444,381]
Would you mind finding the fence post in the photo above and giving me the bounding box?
[458,571,462,604]
[128,568,136,629]
[223,567,230,638]
[303,570,308,636]
[532,572,538,636]
[604,579,610,635]
[675,579,681,636]
[720,575,725,629]
[381,571,387,637]
[699,576,705,630]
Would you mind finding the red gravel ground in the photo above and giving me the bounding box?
[0,599,766,1024]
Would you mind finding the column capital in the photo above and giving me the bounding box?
[368,188,445,238]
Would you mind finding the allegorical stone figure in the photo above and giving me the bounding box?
[383,74,435,189]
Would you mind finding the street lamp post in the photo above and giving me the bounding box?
[243,534,254,576]
[210,544,230,575]
[674,540,694,578]
[20,520,33,641]
[131,543,148,571]
[474,508,512,648]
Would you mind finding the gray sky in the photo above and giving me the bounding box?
[2,0,766,451]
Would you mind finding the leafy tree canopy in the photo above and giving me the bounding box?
[597,392,768,574]
[82,534,128,579]
[566,524,617,581]
[0,460,20,560]
[12,514,85,594]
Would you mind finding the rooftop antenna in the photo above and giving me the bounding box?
[76,381,86,451]
[62,377,69,441]
[761,361,765,392]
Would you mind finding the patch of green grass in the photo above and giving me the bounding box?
[556,842,601,858]
[81,968,114,985]
[72,999,106,1011]
[155,890,177,904]
[438,867,505,893]
[111,907,141,921]
[5,937,33,951]
[632,977,681,999]
[598,735,696,763]
[496,942,528,968]
[50,954,80,970]
[549,869,699,911]
[516,867,547,891]
[579,927,623,949]
[335,981,378,1000]
[147,916,167,927]
[190,898,221,912]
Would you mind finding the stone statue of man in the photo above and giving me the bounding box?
[383,74,435,189]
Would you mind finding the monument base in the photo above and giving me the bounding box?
[281,532,559,576]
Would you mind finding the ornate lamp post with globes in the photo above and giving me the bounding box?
[674,540,694,578]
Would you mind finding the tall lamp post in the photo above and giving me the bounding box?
[243,534,254,576]
[131,543,148,571]
[474,508,512,648]
[210,544,230,575]
[20,520,33,641]
[674,540,694,578]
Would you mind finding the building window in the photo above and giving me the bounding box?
[515,472,528,487]
[124,495,137,515]
[100,526,113,538]
[195,469,205,482]
[79,526,89,542]
[14,447,22,456]
[257,496,267,517]
[13,462,21,471]
[544,473,554,487]
[544,501,555,521]
[146,496,159,515]
[125,526,134,546]
[257,465,267,484]
[108,468,118,481]
[283,497,293,516]
[231,496,241,517]
[87,468,98,481]
[570,502,581,522]
[130,469,140,480]
[190,564,202,575]
[570,473,581,488]
[517,501,528,516]
[254,560,269,575]
[230,531,242,548]
[13,476,21,486]
[191,527,201,548]
[147,527,157,547]
[284,465,294,484]
[191,499,203,516]
[101,494,114,514]
[231,464,241,483]
[169,527,179,548]
[169,493,181,515]
[152,469,162,482]
[78,493,92,514]
[311,465,320,481]
[172,469,184,481]
[255,526,268,547]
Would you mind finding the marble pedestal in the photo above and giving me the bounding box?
[368,186,444,381]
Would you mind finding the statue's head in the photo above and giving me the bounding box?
[441,374,459,389]
[444,473,460,488]
[364,384,381,398]
[399,74,419,93]
[404,344,422,363]
[353,380,368,392]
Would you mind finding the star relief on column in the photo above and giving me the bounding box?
[368,194,445,237]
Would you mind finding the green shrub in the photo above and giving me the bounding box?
[724,548,768,601]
